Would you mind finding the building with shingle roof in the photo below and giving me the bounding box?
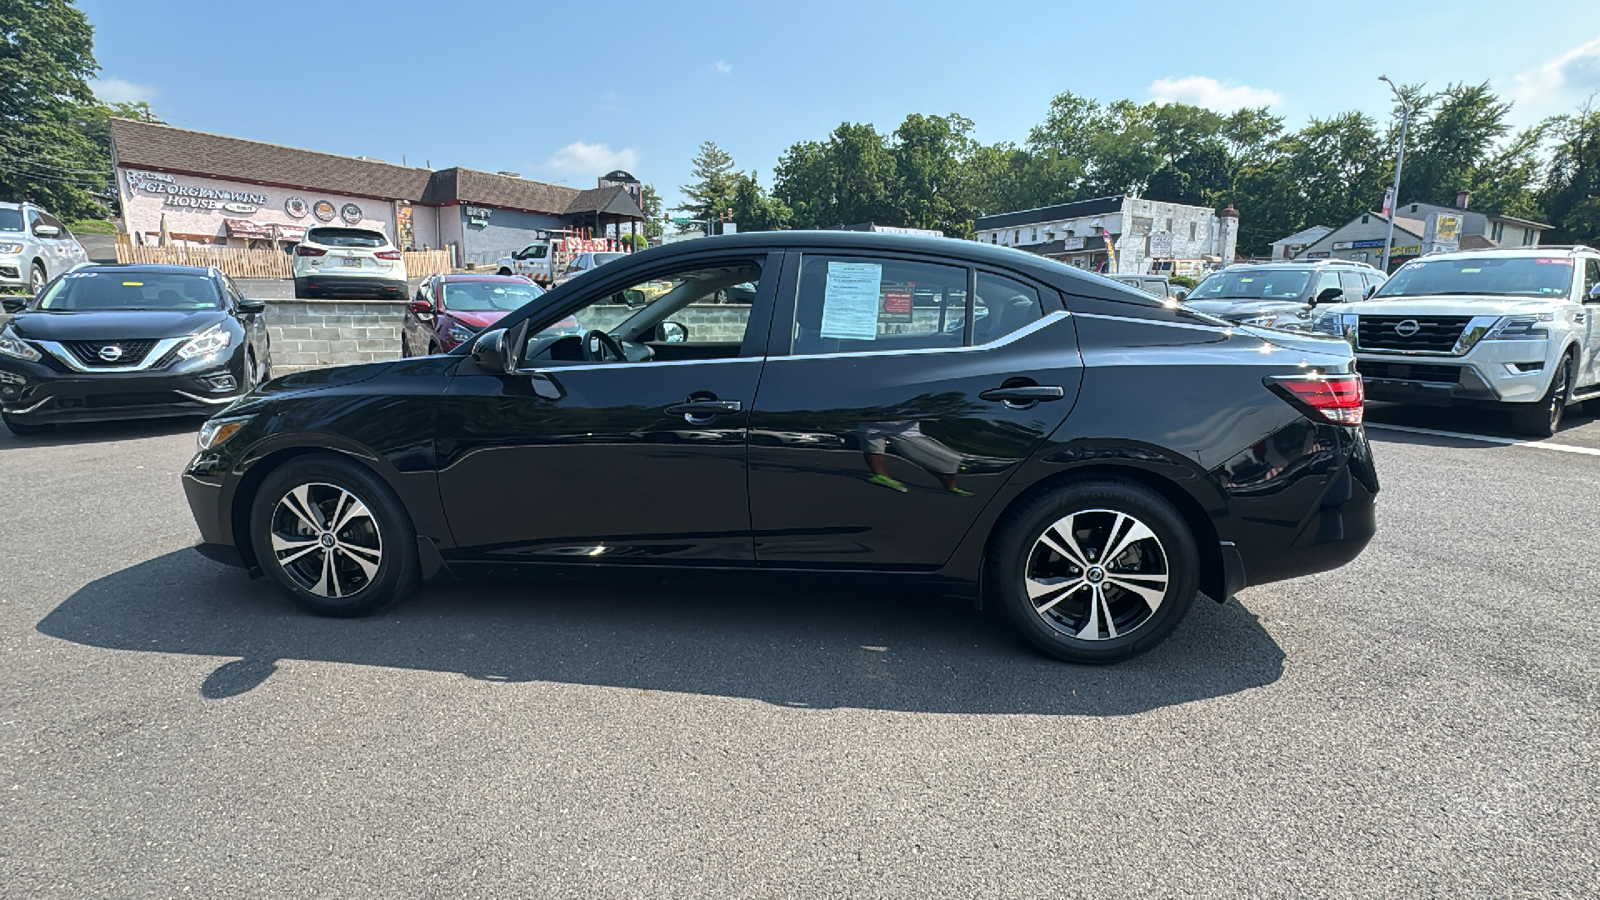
[109,119,645,265]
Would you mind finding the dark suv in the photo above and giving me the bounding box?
[1185,260,1386,331]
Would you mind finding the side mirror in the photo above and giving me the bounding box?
[622,288,647,308]
[660,321,688,343]
[1171,287,1190,302]
[1,296,27,314]
[408,298,434,316]
[1587,283,1600,303]
[1314,287,1344,306]
[33,224,60,238]
[471,328,514,374]
[1364,284,1379,300]
[237,298,266,315]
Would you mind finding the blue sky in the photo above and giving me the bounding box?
[83,0,1600,211]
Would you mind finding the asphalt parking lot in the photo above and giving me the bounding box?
[2,408,1597,897]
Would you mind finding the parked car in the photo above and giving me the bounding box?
[552,251,627,286]
[402,274,550,356]
[1312,244,1600,436]
[292,226,407,299]
[182,232,1376,664]
[1110,274,1178,300]
[0,264,271,435]
[0,201,90,296]
[1185,259,1386,330]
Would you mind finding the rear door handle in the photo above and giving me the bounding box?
[979,385,1065,403]
[664,399,742,423]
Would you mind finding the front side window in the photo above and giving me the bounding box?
[1312,270,1342,300]
[441,280,544,312]
[519,244,547,260]
[37,271,223,311]
[793,255,968,355]
[524,259,763,364]
[1582,259,1600,297]
[1339,272,1367,299]
[1375,256,1575,299]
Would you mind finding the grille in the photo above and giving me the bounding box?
[1357,361,1462,384]
[1357,316,1472,353]
[62,339,159,368]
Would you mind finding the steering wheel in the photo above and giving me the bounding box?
[582,329,628,363]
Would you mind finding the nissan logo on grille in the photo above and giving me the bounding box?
[98,345,123,362]
[1394,320,1421,337]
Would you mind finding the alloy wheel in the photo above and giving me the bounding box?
[1025,508,1169,641]
[30,264,45,295]
[1550,358,1571,432]
[269,483,384,599]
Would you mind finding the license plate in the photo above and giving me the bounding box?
[342,257,363,268]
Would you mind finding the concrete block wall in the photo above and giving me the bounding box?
[265,300,406,372]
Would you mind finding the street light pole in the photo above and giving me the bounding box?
[1379,75,1410,274]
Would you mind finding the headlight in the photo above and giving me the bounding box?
[0,242,24,255]
[177,323,232,359]
[197,414,253,451]
[1485,313,1553,340]
[446,321,478,344]
[0,324,41,362]
[1311,313,1357,338]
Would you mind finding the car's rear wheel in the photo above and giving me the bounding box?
[249,455,418,617]
[2,412,51,437]
[497,268,512,276]
[29,261,46,296]
[1512,353,1573,438]
[427,341,440,356]
[989,479,1199,664]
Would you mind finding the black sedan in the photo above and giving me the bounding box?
[183,232,1377,664]
[0,264,271,435]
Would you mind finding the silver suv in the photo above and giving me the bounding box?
[1185,259,1385,330]
[1,202,90,296]
[1312,245,1600,436]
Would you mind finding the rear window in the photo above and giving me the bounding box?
[306,227,388,248]
[37,271,223,311]
[0,209,23,233]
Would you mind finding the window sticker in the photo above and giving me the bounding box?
[1238,277,1254,283]
[819,261,883,340]
[1461,268,1481,273]
[1535,258,1573,266]
[122,281,144,286]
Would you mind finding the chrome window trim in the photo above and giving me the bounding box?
[521,356,764,375]
[774,311,1071,363]
[36,337,186,373]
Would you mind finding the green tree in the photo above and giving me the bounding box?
[890,113,976,236]
[1401,82,1513,207]
[679,141,739,231]
[639,183,663,240]
[0,0,110,218]
[1540,103,1600,246]
[728,170,791,232]
[773,139,834,229]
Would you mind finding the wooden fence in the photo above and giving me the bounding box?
[115,236,455,281]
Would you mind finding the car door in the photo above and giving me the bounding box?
[745,251,1083,570]
[434,250,780,564]
[34,212,71,275]
[1581,258,1600,387]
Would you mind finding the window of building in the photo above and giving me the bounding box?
[1491,221,1504,243]
[1190,222,1197,240]
[792,255,969,356]
[1014,230,1020,243]
[1165,218,1173,232]
[1522,228,1535,246]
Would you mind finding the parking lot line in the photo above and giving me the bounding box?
[1366,422,1600,456]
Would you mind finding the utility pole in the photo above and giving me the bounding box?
[1379,75,1410,274]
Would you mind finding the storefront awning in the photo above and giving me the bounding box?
[224,219,309,242]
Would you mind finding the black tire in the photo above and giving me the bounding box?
[427,341,440,356]
[400,335,411,358]
[29,261,46,296]
[988,478,1199,664]
[293,278,315,299]
[1511,353,1573,438]
[497,268,513,276]
[2,412,51,437]
[248,453,419,617]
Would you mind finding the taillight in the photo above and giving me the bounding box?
[1265,373,1365,425]
[375,250,401,260]
[295,245,326,257]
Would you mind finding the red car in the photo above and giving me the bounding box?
[402,274,563,356]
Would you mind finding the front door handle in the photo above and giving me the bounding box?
[664,399,742,423]
[979,385,1065,403]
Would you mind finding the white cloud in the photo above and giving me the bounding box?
[541,141,639,176]
[92,76,159,104]
[714,59,733,74]
[1503,35,1600,121]
[1147,76,1281,111]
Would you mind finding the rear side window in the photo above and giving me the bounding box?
[972,272,1044,344]
[1339,272,1367,300]
[307,227,387,248]
[793,255,968,355]
[1584,259,1600,297]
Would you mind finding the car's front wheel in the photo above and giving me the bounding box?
[989,479,1199,664]
[1511,352,1573,438]
[29,261,46,295]
[249,454,419,617]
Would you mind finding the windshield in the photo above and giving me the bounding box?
[37,271,222,311]
[0,209,22,233]
[306,227,387,248]
[441,280,544,312]
[1375,256,1576,298]
[1188,269,1312,301]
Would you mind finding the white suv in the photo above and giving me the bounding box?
[292,226,407,299]
[1312,245,1600,436]
[1,201,90,296]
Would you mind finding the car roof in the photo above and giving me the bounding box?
[621,231,1166,307]
[69,263,216,276]
[1430,245,1598,259]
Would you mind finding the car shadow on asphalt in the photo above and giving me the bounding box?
[37,550,1285,715]
[0,416,204,450]
[1364,400,1599,444]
